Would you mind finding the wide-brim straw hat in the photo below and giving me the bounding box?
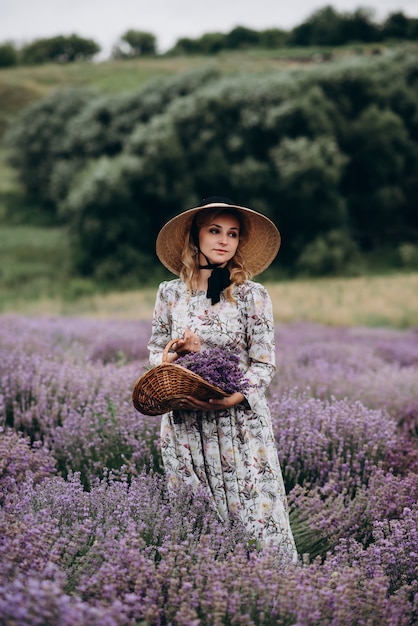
[156,200,281,276]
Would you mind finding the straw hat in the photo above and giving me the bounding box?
[156,199,281,276]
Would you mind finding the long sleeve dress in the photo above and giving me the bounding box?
[147,278,297,558]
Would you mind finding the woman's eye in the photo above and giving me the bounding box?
[207,228,238,237]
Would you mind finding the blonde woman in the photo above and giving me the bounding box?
[148,197,297,559]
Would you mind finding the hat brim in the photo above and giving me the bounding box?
[156,202,281,276]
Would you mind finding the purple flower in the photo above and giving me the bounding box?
[1,314,418,625]
[176,348,248,395]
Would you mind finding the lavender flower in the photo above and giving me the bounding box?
[1,315,418,625]
[0,428,56,504]
[176,347,249,395]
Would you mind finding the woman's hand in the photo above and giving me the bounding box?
[172,327,201,357]
[178,392,245,411]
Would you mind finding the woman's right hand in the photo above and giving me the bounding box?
[178,392,245,411]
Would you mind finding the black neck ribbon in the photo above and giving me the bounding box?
[199,255,231,305]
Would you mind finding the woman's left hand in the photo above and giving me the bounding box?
[178,392,245,411]
[166,328,200,362]
[173,327,201,356]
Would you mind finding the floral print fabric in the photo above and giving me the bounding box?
[148,279,297,558]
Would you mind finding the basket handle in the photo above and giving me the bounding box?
[162,339,181,363]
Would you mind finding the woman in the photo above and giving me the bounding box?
[148,196,297,559]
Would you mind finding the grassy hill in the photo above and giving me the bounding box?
[0,42,400,136]
[1,43,417,326]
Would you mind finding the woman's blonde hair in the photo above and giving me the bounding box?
[180,208,252,302]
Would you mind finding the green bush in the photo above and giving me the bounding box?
[270,136,348,260]
[62,154,157,283]
[342,105,414,247]
[382,12,418,40]
[296,229,360,276]
[4,87,97,203]
[111,30,157,58]
[0,43,18,68]
[289,6,381,46]
[4,51,418,281]
[20,34,100,64]
[398,243,418,269]
[4,67,220,212]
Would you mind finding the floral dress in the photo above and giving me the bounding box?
[148,278,297,558]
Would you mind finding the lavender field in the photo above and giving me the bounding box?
[1,314,417,625]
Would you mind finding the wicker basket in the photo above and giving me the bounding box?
[132,339,229,415]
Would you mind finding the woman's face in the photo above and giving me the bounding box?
[198,213,240,266]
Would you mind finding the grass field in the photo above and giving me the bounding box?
[3,270,417,329]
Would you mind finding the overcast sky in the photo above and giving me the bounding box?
[1,0,418,57]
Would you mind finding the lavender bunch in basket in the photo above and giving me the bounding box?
[177,347,248,395]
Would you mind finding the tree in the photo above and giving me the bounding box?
[63,154,156,283]
[296,229,360,276]
[341,7,380,43]
[4,87,97,203]
[168,25,286,55]
[289,5,344,46]
[168,37,200,55]
[112,30,157,58]
[289,5,380,46]
[258,29,288,49]
[0,42,18,67]
[195,32,226,54]
[270,136,348,259]
[341,105,412,247]
[225,26,260,49]
[20,34,100,64]
[382,12,417,40]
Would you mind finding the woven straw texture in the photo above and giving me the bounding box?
[132,340,229,416]
[156,202,281,277]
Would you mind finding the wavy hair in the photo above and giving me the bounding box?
[180,208,252,302]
